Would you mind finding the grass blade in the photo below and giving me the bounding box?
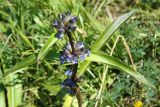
[37,33,58,60]
[5,74,22,107]
[16,29,35,50]
[86,52,155,89]
[0,80,6,107]
[4,54,36,77]
[62,95,73,107]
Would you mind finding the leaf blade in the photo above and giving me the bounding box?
[4,54,36,77]
[16,29,35,50]
[0,80,6,107]
[37,33,58,60]
[5,74,23,107]
[92,10,136,52]
[86,52,155,89]
[78,10,136,76]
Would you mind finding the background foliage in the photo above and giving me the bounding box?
[0,0,160,107]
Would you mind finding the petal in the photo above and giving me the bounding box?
[53,20,59,28]
[60,55,65,64]
[75,41,84,50]
[65,43,72,51]
[69,16,78,23]
[65,69,72,76]
[79,55,85,61]
[72,56,78,64]
[55,32,63,39]
[57,28,65,33]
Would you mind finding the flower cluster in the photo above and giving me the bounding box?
[61,69,82,94]
[53,12,90,95]
[60,41,90,64]
[53,12,77,39]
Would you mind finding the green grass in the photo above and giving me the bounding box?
[0,0,160,107]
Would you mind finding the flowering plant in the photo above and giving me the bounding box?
[53,12,90,106]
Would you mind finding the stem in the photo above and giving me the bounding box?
[76,88,82,107]
[66,31,82,107]
[66,31,78,80]
[71,63,78,80]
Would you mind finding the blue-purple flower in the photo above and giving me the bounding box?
[61,78,76,95]
[53,12,78,39]
[65,69,72,76]
[60,41,90,64]
[61,78,77,88]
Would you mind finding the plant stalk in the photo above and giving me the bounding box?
[66,31,82,107]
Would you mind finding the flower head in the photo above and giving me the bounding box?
[53,12,78,39]
[134,101,143,107]
[60,41,90,64]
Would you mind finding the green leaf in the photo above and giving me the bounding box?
[92,10,136,52]
[78,10,136,76]
[34,17,49,31]
[42,84,61,96]
[62,95,73,107]
[5,74,23,107]
[0,80,6,107]
[16,29,35,50]
[0,22,7,32]
[37,33,58,60]
[85,52,155,89]
[4,54,36,77]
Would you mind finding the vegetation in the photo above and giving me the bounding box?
[0,0,160,107]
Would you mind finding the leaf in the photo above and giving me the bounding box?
[5,74,23,107]
[85,52,155,89]
[92,10,136,52]
[0,22,7,32]
[4,54,36,77]
[62,95,73,107]
[16,29,35,50]
[34,17,49,31]
[37,33,58,60]
[34,17,45,28]
[78,10,136,76]
[42,84,61,96]
[0,80,6,107]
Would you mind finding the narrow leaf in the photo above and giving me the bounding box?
[78,10,136,76]
[92,10,136,52]
[37,33,58,60]
[0,80,6,107]
[85,52,155,89]
[42,84,61,96]
[16,29,35,50]
[63,95,73,107]
[4,54,36,77]
[34,17,45,28]
[5,74,23,107]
